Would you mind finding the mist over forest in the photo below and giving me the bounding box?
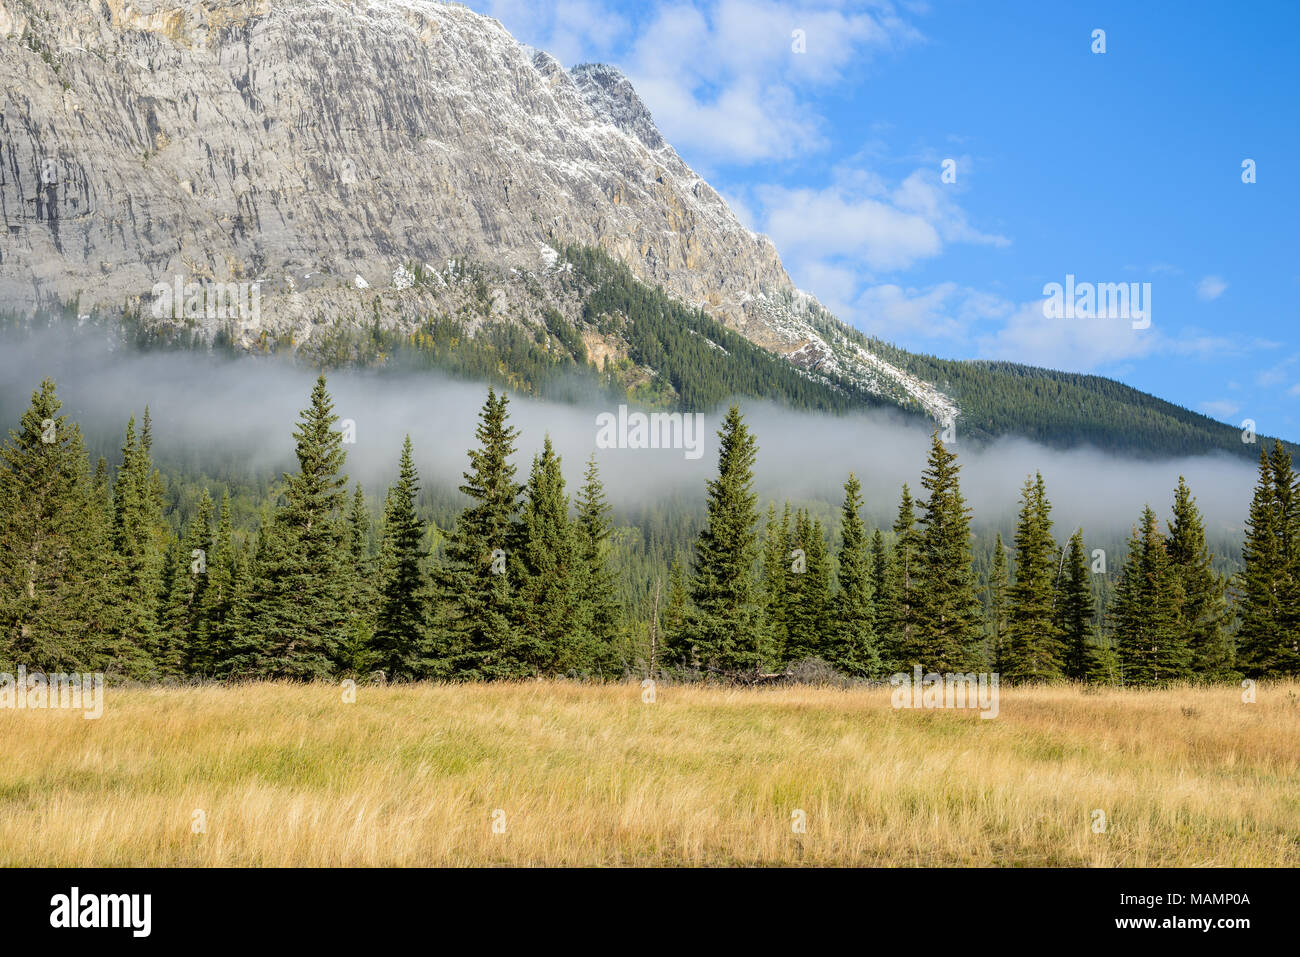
[0,324,1257,545]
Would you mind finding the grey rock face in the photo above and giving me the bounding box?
[0,0,957,420]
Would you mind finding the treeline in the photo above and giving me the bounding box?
[663,414,1297,684]
[2,377,1298,684]
[0,378,620,680]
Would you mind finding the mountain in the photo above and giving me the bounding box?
[0,0,1280,457]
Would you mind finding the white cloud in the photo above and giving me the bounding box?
[1197,275,1228,301]
[622,0,923,164]
[1200,399,1242,420]
[975,301,1161,371]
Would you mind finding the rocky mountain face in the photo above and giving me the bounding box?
[0,0,957,420]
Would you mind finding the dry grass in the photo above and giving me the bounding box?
[2,680,1297,866]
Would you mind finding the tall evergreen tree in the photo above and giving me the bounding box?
[373,437,429,680]
[759,502,791,668]
[434,389,522,679]
[109,414,166,673]
[783,509,832,665]
[1004,473,1064,682]
[1111,506,1188,685]
[832,473,881,677]
[193,490,239,676]
[882,484,921,672]
[1167,477,1234,681]
[1056,528,1099,681]
[912,433,983,672]
[0,380,104,671]
[510,436,586,676]
[1235,444,1300,677]
[337,483,379,675]
[683,406,762,675]
[986,532,1010,673]
[869,528,888,642]
[573,454,620,670]
[237,375,351,679]
[159,490,213,677]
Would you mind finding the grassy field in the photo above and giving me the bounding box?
[1,680,1297,866]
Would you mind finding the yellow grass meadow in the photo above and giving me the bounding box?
[1,680,1297,866]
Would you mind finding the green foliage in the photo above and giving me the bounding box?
[679,406,763,676]
[912,434,984,672]
[1004,473,1065,682]
[373,438,429,679]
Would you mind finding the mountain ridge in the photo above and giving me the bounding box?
[0,0,1283,457]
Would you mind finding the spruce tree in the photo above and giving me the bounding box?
[510,436,585,676]
[912,433,983,672]
[1167,477,1234,681]
[1235,445,1298,677]
[1004,473,1064,682]
[987,533,1010,673]
[337,483,379,675]
[1268,442,1300,675]
[573,454,620,671]
[237,376,351,679]
[869,528,888,644]
[193,490,239,676]
[684,406,762,676]
[434,389,522,679]
[1111,506,1188,685]
[159,490,213,677]
[783,509,832,665]
[759,502,791,669]
[373,437,429,680]
[0,380,103,671]
[883,484,921,672]
[832,474,881,677]
[108,414,167,673]
[1056,528,1099,681]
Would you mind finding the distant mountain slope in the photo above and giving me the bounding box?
[0,0,1286,459]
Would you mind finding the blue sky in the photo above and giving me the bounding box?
[467,0,1300,438]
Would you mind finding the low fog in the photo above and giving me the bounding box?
[0,328,1257,538]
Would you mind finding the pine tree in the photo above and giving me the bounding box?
[759,502,791,669]
[1111,506,1188,685]
[108,414,167,674]
[1268,442,1300,675]
[1004,473,1064,682]
[912,433,983,672]
[159,490,213,677]
[373,437,429,680]
[193,490,239,676]
[337,483,379,675]
[663,557,690,672]
[1235,444,1299,677]
[434,389,522,679]
[0,380,103,671]
[869,528,888,644]
[684,406,762,676]
[883,484,921,672]
[574,455,620,673]
[832,473,881,677]
[987,533,1010,673]
[784,510,832,665]
[1167,477,1234,681]
[510,436,585,676]
[237,375,351,679]
[1056,528,1099,681]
